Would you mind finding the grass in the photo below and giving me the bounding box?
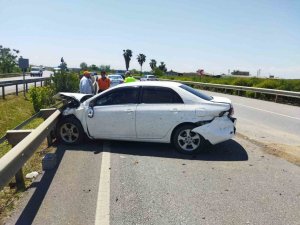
[0,94,35,137]
[160,75,300,92]
[0,95,52,222]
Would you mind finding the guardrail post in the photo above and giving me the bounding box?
[26,82,28,92]
[275,95,278,103]
[2,86,5,99]
[40,81,43,87]
[34,82,36,87]
[15,169,26,190]
[16,84,18,96]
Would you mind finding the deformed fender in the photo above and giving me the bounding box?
[192,116,236,145]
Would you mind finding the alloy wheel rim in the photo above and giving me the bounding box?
[177,129,200,151]
[60,123,79,143]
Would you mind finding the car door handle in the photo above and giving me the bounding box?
[125,109,134,113]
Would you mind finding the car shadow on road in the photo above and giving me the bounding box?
[107,139,248,161]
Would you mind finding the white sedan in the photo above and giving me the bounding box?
[56,81,236,154]
[107,74,124,87]
[140,74,158,81]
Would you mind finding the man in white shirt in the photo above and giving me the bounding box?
[79,71,94,94]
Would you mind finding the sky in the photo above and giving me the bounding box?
[0,0,300,78]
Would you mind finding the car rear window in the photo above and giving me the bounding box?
[141,87,183,104]
[179,84,213,101]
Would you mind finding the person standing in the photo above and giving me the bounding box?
[97,70,110,93]
[79,71,94,94]
[124,71,136,83]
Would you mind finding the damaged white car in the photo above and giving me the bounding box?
[55,81,236,154]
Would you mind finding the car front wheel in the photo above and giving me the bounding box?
[172,124,204,154]
[57,118,84,144]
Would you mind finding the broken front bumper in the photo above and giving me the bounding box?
[192,116,236,145]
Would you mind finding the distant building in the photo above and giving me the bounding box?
[231,70,250,76]
[166,70,178,76]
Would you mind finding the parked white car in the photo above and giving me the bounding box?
[140,75,158,81]
[30,66,43,77]
[55,81,236,154]
[107,74,124,87]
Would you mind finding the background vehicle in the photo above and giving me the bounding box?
[108,74,124,87]
[140,75,158,81]
[55,81,236,154]
[30,66,43,77]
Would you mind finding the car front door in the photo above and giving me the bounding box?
[136,86,184,139]
[86,86,139,139]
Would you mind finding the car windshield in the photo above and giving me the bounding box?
[179,84,213,101]
[108,75,122,80]
[147,75,155,78]
[31,68,40,71]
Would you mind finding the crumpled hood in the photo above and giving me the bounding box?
[54,92,93,103]
[210,96,232,104]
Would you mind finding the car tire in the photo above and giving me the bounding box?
[56,118,84,145]
[172,124,205,154]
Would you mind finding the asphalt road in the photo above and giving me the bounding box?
[0,71,53,97]
[4,88,300,225]
[5,137,300,225]
[202,90,300,146]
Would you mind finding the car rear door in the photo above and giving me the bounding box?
[86,86,139,139]
[136,86,184,139]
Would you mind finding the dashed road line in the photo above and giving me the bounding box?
[95,142,111,225]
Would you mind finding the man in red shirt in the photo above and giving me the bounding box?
[97,70,110,93]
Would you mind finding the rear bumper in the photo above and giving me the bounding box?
[192,116,236,145]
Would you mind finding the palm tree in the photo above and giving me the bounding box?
[137,53,146,73]
[123,49,132,71]
[149,59,157,71]
[158,62,167,72]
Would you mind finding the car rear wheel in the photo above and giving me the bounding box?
[172,124,204,154]
[57,118,84,144]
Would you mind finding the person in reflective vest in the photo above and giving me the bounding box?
[124,71,136,83]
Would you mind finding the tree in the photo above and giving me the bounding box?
[158,62,167,72]
[89,64,98,71]
[149,59,157,71]
[0,45,20,73]
[99,65,111,72]
[123,49,132,71]
[137,53,146,73]
[59,57,68,71]
[80,62,88,70]
[153,68,164,77]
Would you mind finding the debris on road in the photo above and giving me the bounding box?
[25,171,39,179]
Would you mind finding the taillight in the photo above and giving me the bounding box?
[229,106,234,116]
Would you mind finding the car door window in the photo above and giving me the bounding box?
[94,87,139,106]
[141,87,183,104]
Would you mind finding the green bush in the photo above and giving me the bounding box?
[51,71,79,93]
[29,86,55,112]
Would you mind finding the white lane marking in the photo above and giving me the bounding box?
[234,103,300,121]
[95,142,111,225]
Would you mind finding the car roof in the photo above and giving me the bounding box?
[116,81,182,88]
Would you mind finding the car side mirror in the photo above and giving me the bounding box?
[89,101,95,108]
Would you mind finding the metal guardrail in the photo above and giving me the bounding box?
[0,77,50,99]
[0,73,30,78]
[0,109,61,189]
[161,79,300,102]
